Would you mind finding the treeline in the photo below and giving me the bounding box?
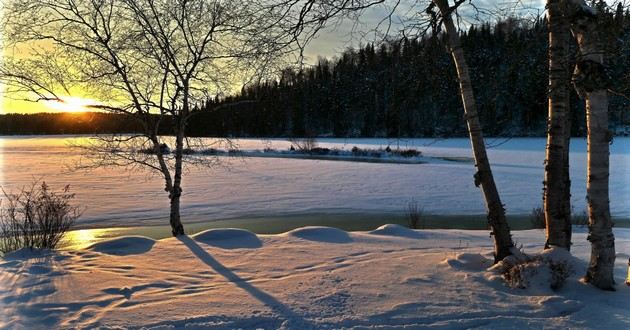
[2,5,628,138]
[0,112,142,135]
[197,4,629,138]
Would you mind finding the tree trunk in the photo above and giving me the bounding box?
[169,186,184,236]
[169,128,186,236]
[567,0,615,290]
[434,0,514,262]
[544,0,572,250]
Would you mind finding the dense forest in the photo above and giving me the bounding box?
[2,4,628,137]
[0,112,142,135]
[201,4,628,138]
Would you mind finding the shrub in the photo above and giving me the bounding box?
[0,182,81,254]
[501,255,572,291]
[309,147,330,155]
[407,199,424,229]
[393,149,421,158]
[288,137,317,152]
[571,210,588,227]
[351,146,367,156]
[529,206,545,229]
[529,206,588,229]
[139,143,170,155]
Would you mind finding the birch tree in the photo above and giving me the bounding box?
[544,0,573,250]
[566,0,615,290]
[430,0,515,262]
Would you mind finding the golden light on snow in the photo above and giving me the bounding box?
[45,96,101,113]
[63,228,114,249]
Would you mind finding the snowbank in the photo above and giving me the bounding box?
[192,228,262,249]
[284,226,353,243]
[369,223,428,239]
[1,227,629,329]
[87,236,156,255]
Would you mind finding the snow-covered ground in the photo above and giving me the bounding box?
[0,136,629,228]
[1,226,629,329]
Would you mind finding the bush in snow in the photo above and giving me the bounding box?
[390,149,421,158]
[529,206,588,229]
[407,199,424,229]
[529,206,545,229]
[288,137,317,152]
[497,252,573,291]
[571,210,588,227]
[0,182,81,254]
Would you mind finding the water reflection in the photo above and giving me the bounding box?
[61,228,133,250]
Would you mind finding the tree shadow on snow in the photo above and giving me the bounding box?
[178,236,313,328]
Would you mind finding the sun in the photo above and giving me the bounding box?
[45,96,100,113]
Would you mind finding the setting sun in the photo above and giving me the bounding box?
[45,96,100,113]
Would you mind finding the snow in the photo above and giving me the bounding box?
[284,226,353,244]
[192,229,262,249]
[87,236,156,256]
[1,136,629,229]
[1,226,629,329]
[368,223,428,239]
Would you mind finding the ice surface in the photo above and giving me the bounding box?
[1,136,628,229]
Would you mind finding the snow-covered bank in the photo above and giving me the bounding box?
[2,226,629,329]
[198,148,433,164]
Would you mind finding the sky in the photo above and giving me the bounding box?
[0,0,622,115]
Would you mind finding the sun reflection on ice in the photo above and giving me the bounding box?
[62,228,125,250]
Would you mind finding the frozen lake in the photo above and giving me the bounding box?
[1,136,629,230]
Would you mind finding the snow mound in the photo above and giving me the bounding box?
[369,224,426,239]
[285,226,352,243]
[192,228,262,249]
[441,253,492,272]
[87,236,155,255]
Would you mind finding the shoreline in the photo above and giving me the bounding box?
[60,212,630,250]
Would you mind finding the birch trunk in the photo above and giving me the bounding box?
[544,0,572,250]
[434,0,514,262]
[567,0,615,290]
[169,128,186,236]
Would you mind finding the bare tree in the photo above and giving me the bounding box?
[544,0,573,250]
[1,0,291,236]
[429,0,515,262]
[0,0,386,236]
[566,0,615,290]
